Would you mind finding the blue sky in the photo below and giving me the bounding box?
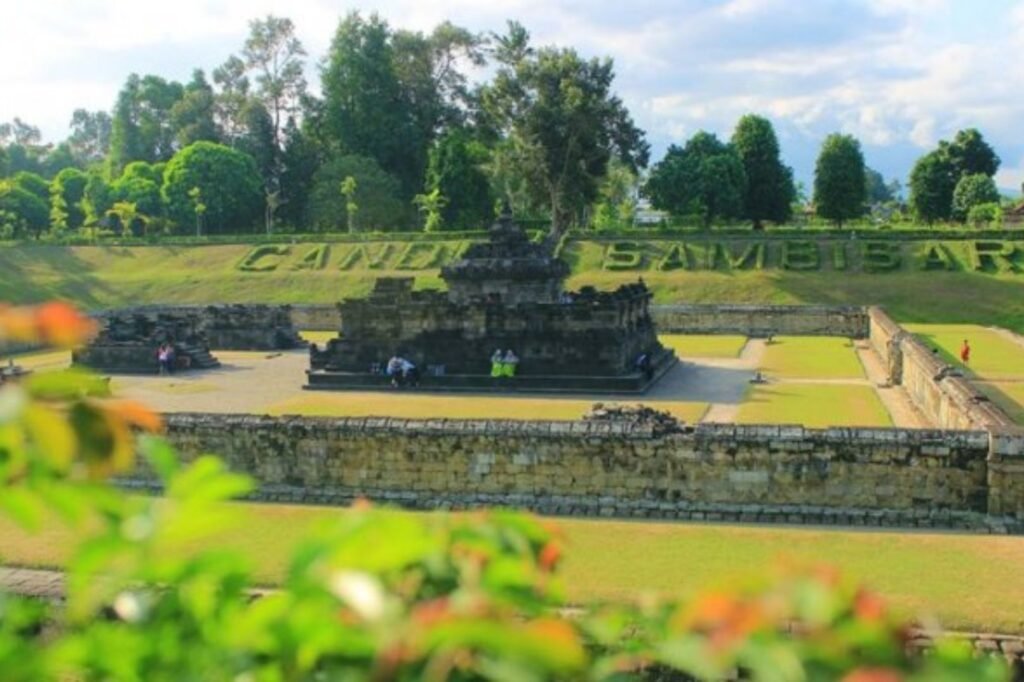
[4,0,1024,191]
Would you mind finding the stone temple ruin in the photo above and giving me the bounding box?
[307,210,676,392]
[73,304,304,374]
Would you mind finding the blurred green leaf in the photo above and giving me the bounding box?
[26,368,111,401]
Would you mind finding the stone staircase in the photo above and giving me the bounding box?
[177,343,220,370]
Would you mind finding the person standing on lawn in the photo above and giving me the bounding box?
[960,339,971,366]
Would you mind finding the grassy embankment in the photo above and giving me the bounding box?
[4,238,1024,331]
[0,502,1022,633]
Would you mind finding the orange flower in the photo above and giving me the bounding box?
[538,540,562,572]
[103,400,164,433]
[33,302,97,348]
[853,588,887,622]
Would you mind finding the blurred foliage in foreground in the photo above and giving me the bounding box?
[0,303,1010,680]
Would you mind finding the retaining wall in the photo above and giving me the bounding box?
[284,303,872,338]
[142,414,1024,531]
[867,307,1017,431]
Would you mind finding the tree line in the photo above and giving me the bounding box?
[0,12,1012,241]
[643,121,1005,229]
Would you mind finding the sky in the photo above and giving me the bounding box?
[3,0,1024,191]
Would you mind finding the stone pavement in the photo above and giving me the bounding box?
[15,341,934,428]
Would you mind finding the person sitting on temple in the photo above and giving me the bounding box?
[635,352,653,381]
[490,349,504,378]
[386,355,404,387]
[502,349,520,377]
[400,357,419,388]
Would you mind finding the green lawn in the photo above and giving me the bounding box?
[759,337,866,379]
[299,330,338,345]
[659,334,747,358]
[268,393,708,423]
[6,244,1024,332]
[737,383,892,427]
[1,501,1022,633]
[905,324,1024,380]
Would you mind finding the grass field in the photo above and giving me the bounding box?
[759,337,866,379]
[737,383,893,427]
[906,324,1024,379]
[5,243,1024,332]
[299,330,338,345]
[268,393,709,423]
[660,334,747,358]
[1,501,1022,633]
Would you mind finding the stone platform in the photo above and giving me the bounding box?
[306,347,678,394]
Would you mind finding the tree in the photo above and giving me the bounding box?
[242,15,307,153]
[106,200,147,236]
[813,133,866,228]
[82,171,113,227]
[591,158,637,229]
[0,180,48,238]
[413,187,447,232]
[340,176,358,233]
[170,70,220,147]
[211,55,252,145]
[644,132,746,228]
[235,102,277,183]
[952,173,1000,222]
[425,128,493,230]
[946,128,1000,178]
[12,171,50,202]
[308,155,407,232]
[108,74,185,174]
[162,142,262,233]
[321,12,423,197]
[909,150,957,225]
[68,109,112,164]
[188,186,206,236]
[482,24,649,235]
[277,118,320,228]
[730,114,794,229]
[50,167,88,231]
[864,167,894,204]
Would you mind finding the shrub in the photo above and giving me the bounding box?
[291,244,330,271]
[236,244,290,271]
[604,241,643,270]
[781,240,820,270]
[162,141,262,233]
[967,202,1002,228]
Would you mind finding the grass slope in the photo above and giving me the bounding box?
[5,243,1024,331]
[1,501,1021,633]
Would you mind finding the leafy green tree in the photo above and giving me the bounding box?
[322,12,423,196]
[952,173,1000,222]
[0,180,51,238]
[12,171,50,202]
[108,74,185,174]
[730,114,794,229]
[909,150,957,225]
[242,15,307,153]
[644,132,746,228]
[813,133,866,228]
[308,154,407,232]
[170,70,220,147]
[864,167,895,204]
[211,55,252,145]
[277,118,321,228]
[967,202,1001,227]
[111,175,162,218]
[82,171,113,227]
[68,109,112,164]
[426,128,493,229]
[106,200,148,236]
[413,187,447,232]
[50,167,88,231]
[162,141,262,233]
[235,101,277,184]
[482,24,648,235]
[946,128,1000,178]
[591,159,637,229]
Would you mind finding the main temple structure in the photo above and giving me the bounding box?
[307,210,676,392]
